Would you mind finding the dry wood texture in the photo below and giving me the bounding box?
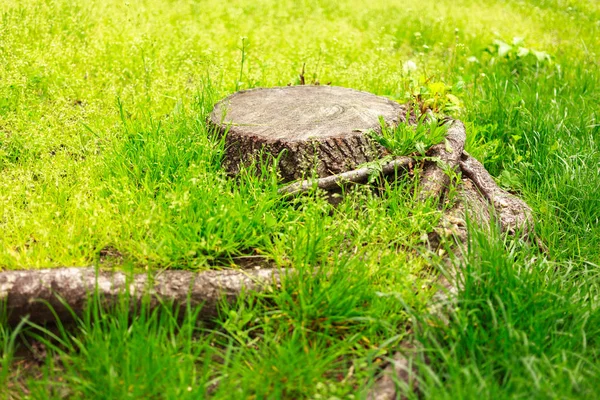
[209,86,407,181]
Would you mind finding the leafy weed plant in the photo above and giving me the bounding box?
[370,114,449,157]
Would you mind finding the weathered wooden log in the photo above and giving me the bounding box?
[209,86,407,181]
[0,267,281,326]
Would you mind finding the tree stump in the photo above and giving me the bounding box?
[209,86,408,181]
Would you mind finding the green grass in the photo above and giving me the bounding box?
[1,0,599,398]
[416,228,600,399]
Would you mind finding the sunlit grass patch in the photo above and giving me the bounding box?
[0,0,599,397]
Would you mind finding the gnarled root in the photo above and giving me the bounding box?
[459,151,533,235]
[0,267,282,326]
[367,120,534,399]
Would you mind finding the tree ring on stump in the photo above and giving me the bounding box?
[209,86,407,181]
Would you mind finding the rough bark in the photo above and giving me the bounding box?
[460,151,533,234]
[417,120,466,202]
[278,156,413,196]
[209,86,407,181]
[0,267,281,326]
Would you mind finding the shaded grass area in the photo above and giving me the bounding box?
[1,0,599,398]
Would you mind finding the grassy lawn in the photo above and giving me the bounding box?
[1,0,599,398]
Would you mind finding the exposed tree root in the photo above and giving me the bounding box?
[0,267,281,326]
[278,157,413,196]
[275,118,532,399]
[366,120,534,399]
[460,151,533,235]
[417,119,466,202]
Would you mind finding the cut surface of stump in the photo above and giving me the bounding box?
[209,86,406,181]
